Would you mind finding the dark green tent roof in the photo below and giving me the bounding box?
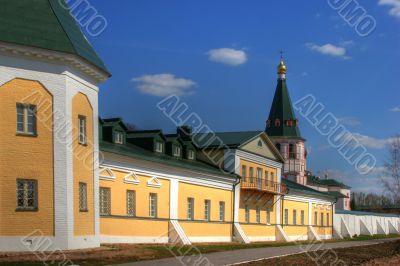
[265,79,302,138]
[0,0,110,76]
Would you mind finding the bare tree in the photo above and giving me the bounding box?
[381,134,400,205]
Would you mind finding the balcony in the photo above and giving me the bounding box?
[241,177,287,195]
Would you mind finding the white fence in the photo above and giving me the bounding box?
[334,210,400,238]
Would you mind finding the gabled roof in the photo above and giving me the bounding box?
[265,78,302,138]
[0,0,110,76]
[283,178,336,201]
[193,131,284,162]
[127,130,166,140]
[100,141,237,179]
[307,175,351,189]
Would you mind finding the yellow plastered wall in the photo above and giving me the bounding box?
[0,79,54,236]
[239,191,276,237]
[99,168,170,237]
[72,93,95,236]
[281,199,309,237]
[312,203,333,236]
[178,182,232,237]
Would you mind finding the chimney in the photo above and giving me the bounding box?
[177,126,192,141]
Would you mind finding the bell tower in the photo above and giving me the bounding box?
[265,57,307,185]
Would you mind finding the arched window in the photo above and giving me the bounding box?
[257,140,263,147]
[275,119,280,127]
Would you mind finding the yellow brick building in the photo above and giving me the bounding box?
[0,0,336,251]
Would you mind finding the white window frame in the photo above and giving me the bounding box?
[78,115,87,145]
[187,197,194,220]
[155,141,163,153]
[173,145,181,157]
[284,209,289,225]
[188,149,195,160]
[149,193,157,218]
[114,131,124,144]
[16,103,37,135]
[301,210,305,225]
[204,199,211,221]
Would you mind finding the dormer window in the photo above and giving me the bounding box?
[188,149,195,160]
[173,145,181,157]
[114,131,124,144]
[155,141,163,153]
[275,119,280,127]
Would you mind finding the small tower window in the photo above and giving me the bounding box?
[275,119,280,127]
[294,119,299,127]
[289,144,296,159]
[266,119,271,128]
[257,140,263,147]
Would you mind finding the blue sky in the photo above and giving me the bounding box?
[82,0,399,194]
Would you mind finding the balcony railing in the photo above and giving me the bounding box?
[241,177,287,195]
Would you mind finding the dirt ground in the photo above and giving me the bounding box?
[239,240,400,266]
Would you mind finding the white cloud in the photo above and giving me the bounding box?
[345,133,394,149]
[338,116,361,126]
[306,43,351,59]
[390,106,400,112]
[132,74,196,97]
[378,0,400,17]
[207,48,247,66]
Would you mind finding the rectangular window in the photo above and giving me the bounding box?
[266,207,271,224]
[301,210,305,225]
[187,197,194,220]
[256,206,261,223]
[314,211,318,226]
[188,149,195,160]
[78,115,87,144]
[155,141,163,153]
[204,200,211,221]
[241,165,247,182]
[114,132,124,144]
[99,187,111,215]
[256,168,263,188]
[321,213,324,226]
[126,190,136,216]
[327,213,330,227]
[79,182,88,212]
[271,172,274,181]
[293,210,297,225]
[173,145,181,157]
[219,201,225,222]
[149,193,157,218]
[245,205,250,223]
[284,209,289,225]
[249,167,254,183]
[264,171,269,187]
[16,103,37,135]
[16,179,37,210]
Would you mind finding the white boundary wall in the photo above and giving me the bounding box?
[334,210,400,238]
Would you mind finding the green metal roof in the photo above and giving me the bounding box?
[0,0,110,76]
[100,141,237,179]
[325,191,349,199]
[307,175,351,189]
[283,178,335,200]
[193,131,261,148]
[265,79,302,138]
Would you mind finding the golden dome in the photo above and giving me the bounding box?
[277,59,287,74]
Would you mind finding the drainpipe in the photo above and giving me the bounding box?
[281,195,285,228]
[232,175,241,238]
[331,198,338,234]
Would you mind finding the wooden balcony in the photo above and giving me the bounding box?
[241,177,287,195]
